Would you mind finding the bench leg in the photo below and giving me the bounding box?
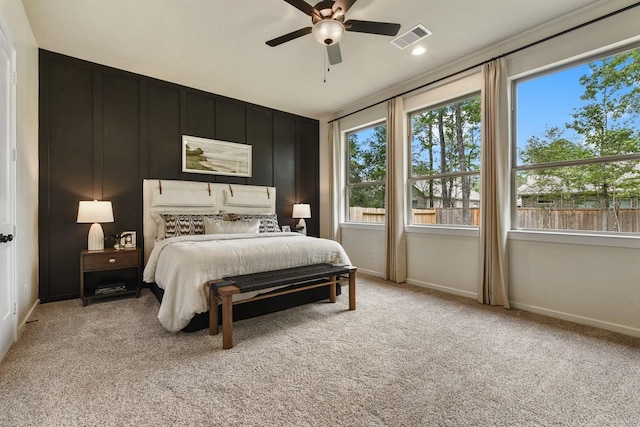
[348,269,356,311]
[329,275,337,303]
[221,292,234,349]
[209,290,219,336]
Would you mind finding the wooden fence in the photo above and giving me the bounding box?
[517,208,640,232]
[349,208,480,226]
[350,207,640,232]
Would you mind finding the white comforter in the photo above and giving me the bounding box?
[143,232,352,332]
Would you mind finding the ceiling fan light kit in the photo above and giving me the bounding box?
[312,19,345,45]
[267,0,401,65]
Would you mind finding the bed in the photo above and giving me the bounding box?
[141,179,352,333]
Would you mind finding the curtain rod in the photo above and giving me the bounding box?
[328,1,640,124]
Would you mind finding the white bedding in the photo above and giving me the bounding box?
[143,232,352,332]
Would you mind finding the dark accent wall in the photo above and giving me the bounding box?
[38,50,320,303]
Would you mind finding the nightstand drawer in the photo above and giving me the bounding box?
[83,250,139,271]
[80,247,141,306]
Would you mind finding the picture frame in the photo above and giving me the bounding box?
[120,231,136,248]
[281,225,291,232]
[182,135,252,177]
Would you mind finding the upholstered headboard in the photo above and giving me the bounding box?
[142,179,276,263]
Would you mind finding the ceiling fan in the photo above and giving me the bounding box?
[266,0,401,65]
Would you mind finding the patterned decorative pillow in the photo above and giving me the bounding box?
[227,213,281,233]
[153,213,224,239]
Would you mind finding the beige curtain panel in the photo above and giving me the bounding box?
[479,58,510,308]
[385,97,407,283]
[328,122,342,243]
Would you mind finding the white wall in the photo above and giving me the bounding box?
[0,0,39,344]
[322,1,640,338]
[340,224,385,277]
[406,228,479,299]
[509,234,640,336]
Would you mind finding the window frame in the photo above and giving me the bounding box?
[344,120,387,224]
[511,43,640,236]
[407,92,482,228]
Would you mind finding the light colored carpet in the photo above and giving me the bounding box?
[1,274,639,426]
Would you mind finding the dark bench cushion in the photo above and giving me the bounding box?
[213,263,351,294]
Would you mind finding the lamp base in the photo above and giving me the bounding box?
[296,218,307,235]
[88,223,105,251]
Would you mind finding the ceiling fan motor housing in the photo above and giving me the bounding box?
[312,1,343,22]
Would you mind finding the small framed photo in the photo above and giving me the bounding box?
[120,231,136,248]
[281,225,291,232]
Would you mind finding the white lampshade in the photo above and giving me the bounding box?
[77,200,114,251]
[312,19,344,45]
[292,203,311,236]
[77,200,114,223]
[292,203,311,219]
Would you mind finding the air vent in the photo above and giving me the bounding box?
[390,24,432,49]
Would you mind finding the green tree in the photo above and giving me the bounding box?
[520,49,640,215]
[519,127,592,207]
[411,96,481,223]
[568,50,640,208]
[349,124,387,209]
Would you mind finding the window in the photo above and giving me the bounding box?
[346,123,386,223]
[514,47,640,233]
[409,94,482,226]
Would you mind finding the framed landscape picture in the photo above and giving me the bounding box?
[182,135,252,177]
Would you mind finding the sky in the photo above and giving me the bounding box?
[516,64,589,158]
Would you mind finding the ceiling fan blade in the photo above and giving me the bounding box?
[327,43,342,65]
[266,27,313,47]
[283,0,318,17]
[345,20,401,36]
[333,0,358,15]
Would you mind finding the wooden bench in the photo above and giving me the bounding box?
[208,263,356,349]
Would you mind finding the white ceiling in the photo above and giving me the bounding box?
[22,0,618,118]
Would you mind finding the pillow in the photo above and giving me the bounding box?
[205,218,260,234]
[227,213,281,233]
[152,213,224,240]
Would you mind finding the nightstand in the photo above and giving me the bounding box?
[80,248,141,306]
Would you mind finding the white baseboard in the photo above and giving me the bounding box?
[406,278,477,300]
[365,274,640,339]
[18,298,40,339]
[510,301,640,339]
[355,268,384,278]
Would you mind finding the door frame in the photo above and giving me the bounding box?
[0,13,17,361]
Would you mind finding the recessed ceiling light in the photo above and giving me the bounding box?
[411,46,426,56]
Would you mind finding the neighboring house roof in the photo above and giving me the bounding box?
[517,175,573,195]
[517,172,639,196]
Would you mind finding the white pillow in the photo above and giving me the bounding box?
[151,212,167,240]
[205,218,260,234]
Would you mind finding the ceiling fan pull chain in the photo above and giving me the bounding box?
[323,50,328,83]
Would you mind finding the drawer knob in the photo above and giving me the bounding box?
[109,258,116,263]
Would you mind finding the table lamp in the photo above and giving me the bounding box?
[77,200,114,251]
[292,203,311,235]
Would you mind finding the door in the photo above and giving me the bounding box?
[0,22,16,361]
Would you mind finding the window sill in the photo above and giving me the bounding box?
[340,222,385,231]
[508,229,640,249]
[406,225,479,238]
